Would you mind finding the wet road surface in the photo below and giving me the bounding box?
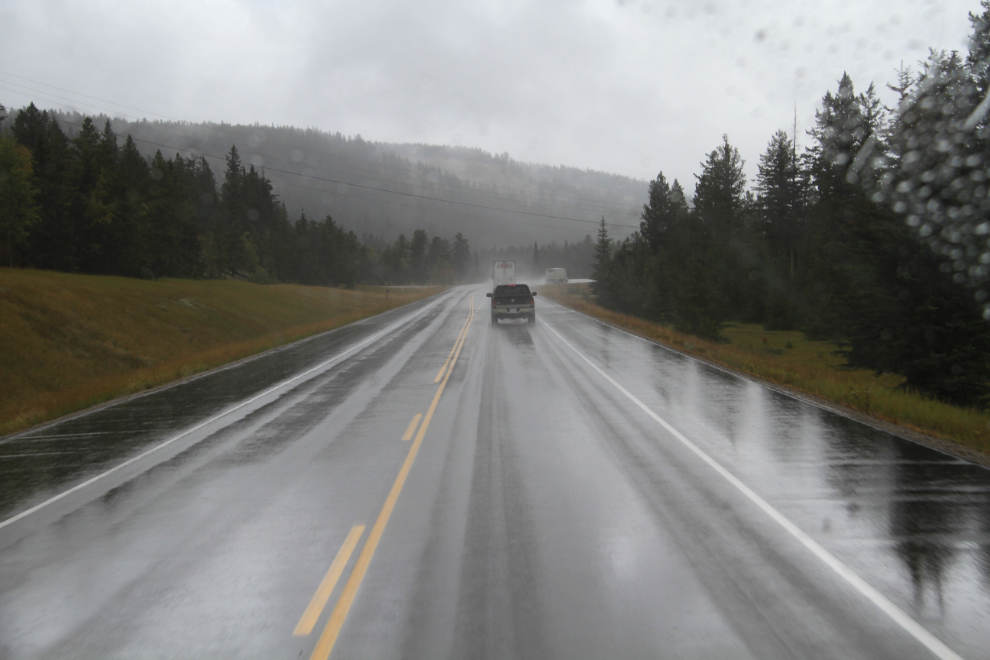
[1,286,989,659]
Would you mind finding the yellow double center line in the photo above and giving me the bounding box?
[434,303,474,382]
[308,294,474,660]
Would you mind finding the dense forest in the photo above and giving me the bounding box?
[0,107,608,285]
[23,113,644,247]
[590,3,990,408]
[0,110,365,285]
[0,108,502,286]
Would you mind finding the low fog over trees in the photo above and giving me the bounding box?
[0,107,622,285]
[12,113,644,249]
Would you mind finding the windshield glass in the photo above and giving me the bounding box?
[6,4,990,660]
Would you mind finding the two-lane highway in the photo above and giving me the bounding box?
[1,286,989,659]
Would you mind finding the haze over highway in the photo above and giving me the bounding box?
[1,288,989,659]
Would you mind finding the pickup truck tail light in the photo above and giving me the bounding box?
[528,297,534,305]
[491,298,496,308]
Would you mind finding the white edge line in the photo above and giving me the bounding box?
[538,298,969,460]
[541,319,964,660]
[0,294,453,531]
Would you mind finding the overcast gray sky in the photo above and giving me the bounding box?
[0,0,981,194]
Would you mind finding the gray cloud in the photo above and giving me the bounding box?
[0,0,978,196]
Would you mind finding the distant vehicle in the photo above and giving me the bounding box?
[545,267,567,284]
[492,261,516,286]
[487,283,537,324]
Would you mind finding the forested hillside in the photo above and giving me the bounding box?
[0,108,634,285]
[591,2,990,409]
[38,113,645,248]
[0,108,611,286]
[1,109,371,286]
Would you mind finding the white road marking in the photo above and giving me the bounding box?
[542,318,965,660]
[0,292,458,531]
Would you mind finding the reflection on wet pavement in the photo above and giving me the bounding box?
[0,299,441,520]
[3,289,990,658]
[545,301,990,658]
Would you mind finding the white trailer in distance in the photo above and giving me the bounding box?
[493,261,516,286]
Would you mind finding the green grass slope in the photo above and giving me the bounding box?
[0,269,440,436]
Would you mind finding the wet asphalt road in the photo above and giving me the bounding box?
[1,286,989,660]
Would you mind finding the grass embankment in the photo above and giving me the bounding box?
[538,283,990,456]
[0,269,442,436]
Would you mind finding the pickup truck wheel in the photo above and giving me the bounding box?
[491,314,497,324]
[530,312,537,325]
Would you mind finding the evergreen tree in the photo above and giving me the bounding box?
[801,72,877,337]
[452,232,471,282]
[590,216,612,299]
[836,197,990,407]
[293,211,319,284]
[99,120,118,171]
[409,229,428,283]
[0,136,39,267]
[391,233,410,283]
[69,117,116,273]
[640,172,680,255]
[219,145,245,274]
[693,134,747,234]
[756,129,806,328]
[240,163,279,280]
[884,49,985,292]
[145,151,201,278]
[105,134,148,276]
[608,233,651,316]
[857,83,887,144]
[805,73,867,201]
[756,130,803,247]
[886,63,915,109]
[693,134,750,323]
[12,105,75,271]
[427,235,452,283]
[967,0,990,98]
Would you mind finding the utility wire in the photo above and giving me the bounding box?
[47,115,641,232]
[0,72,645,215]
[2,80,635,228]
[48,117,752,246]
[6,76,753,245]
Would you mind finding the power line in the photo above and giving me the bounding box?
[48,116,641,233]
[0,72,645,216]
[1,83,747,244]
[0,70,178,122]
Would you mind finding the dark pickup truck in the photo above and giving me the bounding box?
[487,284,537,324]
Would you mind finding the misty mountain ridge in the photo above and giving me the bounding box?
[47,110,646,248]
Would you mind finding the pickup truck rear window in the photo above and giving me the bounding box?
[494,285,530,296]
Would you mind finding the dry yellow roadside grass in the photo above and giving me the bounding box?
[0,269,442,436]
[538,283,990,454]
